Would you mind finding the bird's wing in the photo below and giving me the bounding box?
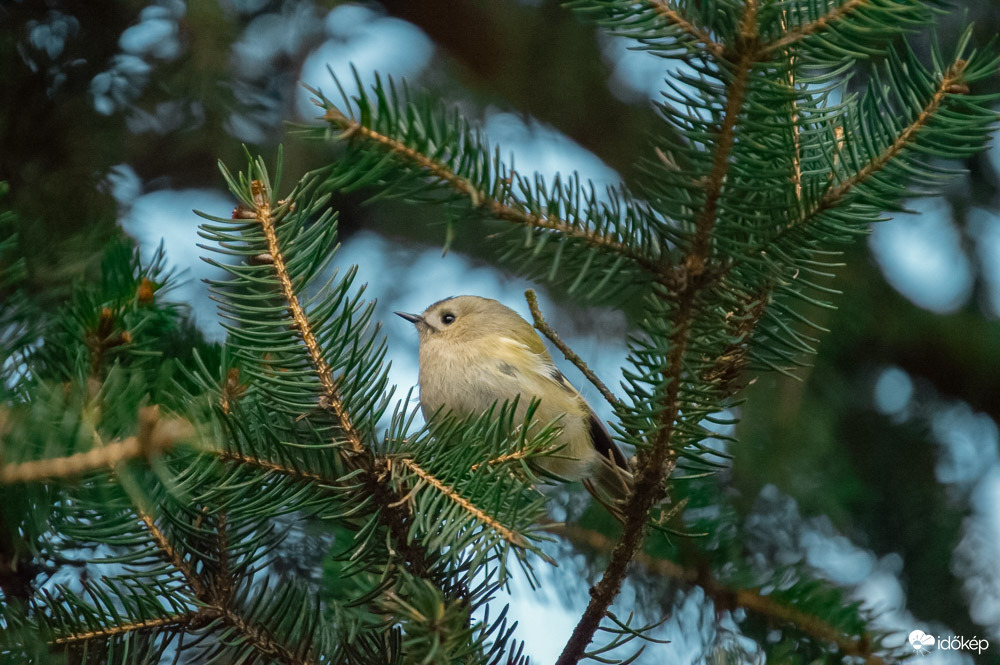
[546,366,630,471]
[586,408,629,470]
[500,335,631,472]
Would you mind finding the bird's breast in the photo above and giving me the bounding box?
[416,340,596,480]
[418,343,525,418]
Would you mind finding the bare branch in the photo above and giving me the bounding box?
[524,289,619,409]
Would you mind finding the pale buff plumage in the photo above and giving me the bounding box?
[397,295,631,503]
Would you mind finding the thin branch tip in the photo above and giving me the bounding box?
[524,289,619,409]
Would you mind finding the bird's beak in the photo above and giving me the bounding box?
[395,311,423,324]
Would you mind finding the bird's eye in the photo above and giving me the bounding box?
[441,313,456,325]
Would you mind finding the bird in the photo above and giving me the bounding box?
[396,295,632,510]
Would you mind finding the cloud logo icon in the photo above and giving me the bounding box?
[909,630,935,653]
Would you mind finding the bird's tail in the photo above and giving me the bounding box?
[583,454,633,523]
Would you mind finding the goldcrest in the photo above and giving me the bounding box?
[396,295,631,505]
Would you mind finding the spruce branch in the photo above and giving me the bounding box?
[399,457,527,548]
[649,0,724,57]
[235,176,438,581]
[823,59,969,207]
[217,450,338,486]
[553,524,887,664]
[51,611,206,646]
[319,104,661,274]
[250,180,365,455]
[760,0,867,56]
[558,4,760,662]
[524,289,619,409]
[726,56,975,276]
[212,606,319,665]
[781,10,804,204]
[687,0,759,276]
[135,500,319,665]
[138,512,207,599]
[0,408,192,485]
[469,449,533,472]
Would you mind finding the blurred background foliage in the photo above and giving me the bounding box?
[3,0,1000,661]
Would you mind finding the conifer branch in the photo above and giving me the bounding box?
[214,607,318,665]
[725,58,970,275]
[552,524,886,665]
[213,511,232,603]
[823,60,968,206]
[217,450,338,486]
[399,457,527,548]
[135,500,316,664]
[558,6,758,663]
[321,107,658,272]
[51,611,205,645]
[524,289,619,409]
[649,0,724,57]
[246,180,438,581]
[687,1,759,275]
[469,449,532,472]
[760,0,867,56]
[781,11,803,203]
[0,412,190,485]
[139,512,208,599]
[236,180,444,579]
[85,307,131,380]
[251,181,365,454]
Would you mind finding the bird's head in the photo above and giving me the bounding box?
[396,295,536,349]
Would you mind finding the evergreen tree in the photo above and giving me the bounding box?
[1,1,997,664]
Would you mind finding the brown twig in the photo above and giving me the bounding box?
[649,0,724,57]
[780,10,803,204]
[0,408,191,485]
[550,524,887,665]
[524,289,619,409]
[470,449,531,472]
[215,607,316,665]
[213,511,233,605]
[139,512,208,599]
[217,450,336,486]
